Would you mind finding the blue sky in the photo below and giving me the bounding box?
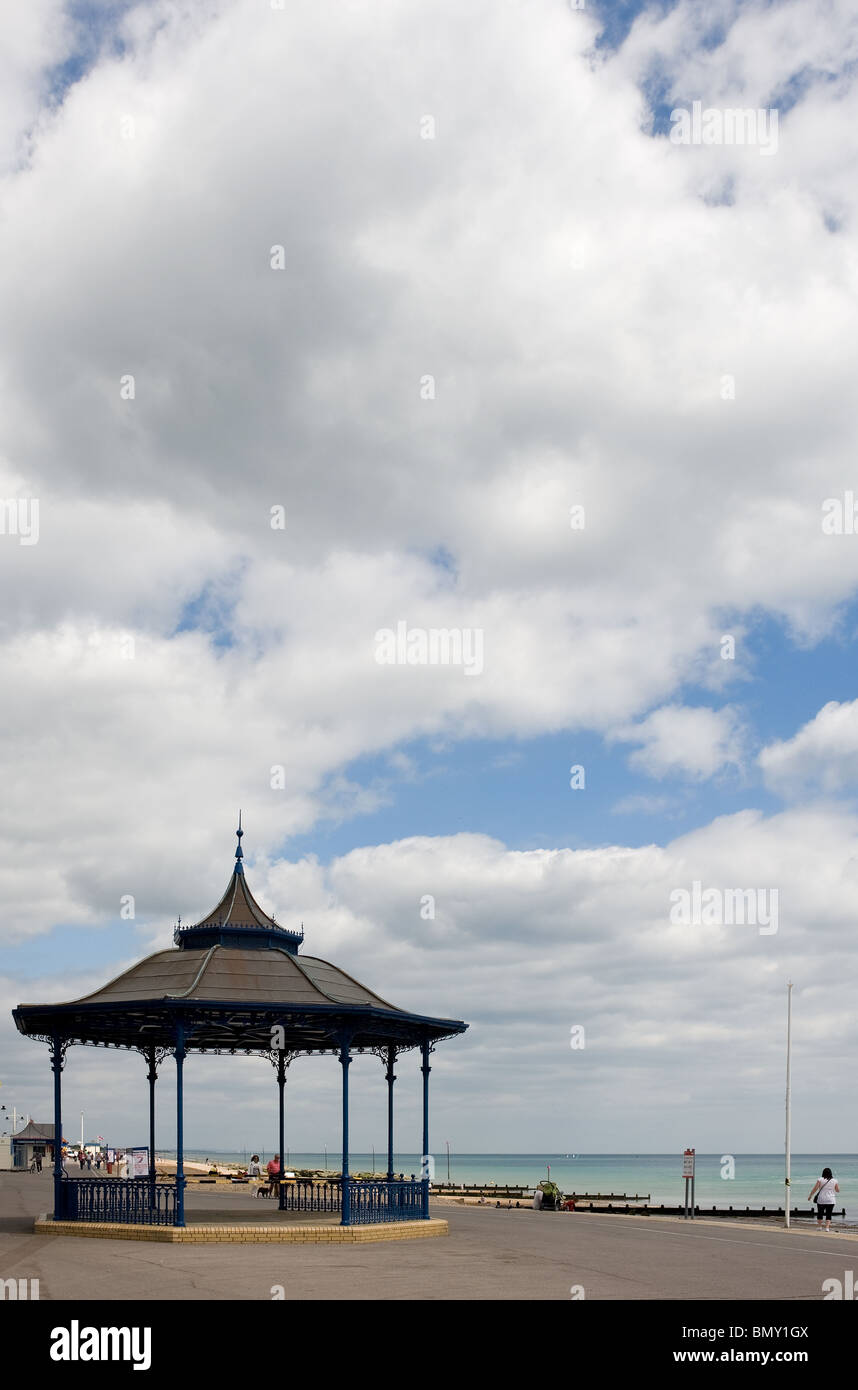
[46,1,135,101]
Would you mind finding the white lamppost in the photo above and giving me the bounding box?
[785,981,793,1230]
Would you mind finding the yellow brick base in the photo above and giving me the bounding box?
[33,1214,448,1244]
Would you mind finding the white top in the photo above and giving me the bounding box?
[816,1177,837,1203]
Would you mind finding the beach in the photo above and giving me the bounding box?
[151,1152,858,1219]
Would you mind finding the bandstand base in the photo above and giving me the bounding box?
[34,1214,449,1244]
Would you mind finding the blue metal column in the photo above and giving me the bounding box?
[421,1040,431,1219]
[277,1051,286,1211]
[147,1048,157,1210]
[175,1023,186,1228]
[339,1040,352,1226]
[386,1046,396,1181]
[51,1036,65,1220]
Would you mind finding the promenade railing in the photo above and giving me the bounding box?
[58,1177,178,1226]
[347,1177,427,1224]
[278,1176,430,1223]
[279,1179,341,1214]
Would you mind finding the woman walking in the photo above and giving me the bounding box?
[808,1167,839,1232]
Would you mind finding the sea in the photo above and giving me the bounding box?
[158,1151,858,1218]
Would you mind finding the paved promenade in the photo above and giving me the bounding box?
[1,1171,852,1300]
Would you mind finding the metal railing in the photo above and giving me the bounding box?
[57,1177,178,1226]
[54,1175,429,1227]
[278,1176,429,1223]
[279,1180,342,1213]
[348,1177,428,1224]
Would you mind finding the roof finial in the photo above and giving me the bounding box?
[235,811,244,874]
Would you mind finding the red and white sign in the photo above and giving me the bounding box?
[130,1147,149,1177]
[682,1148,695,1177]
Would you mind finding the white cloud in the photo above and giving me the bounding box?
[610,704,746,780]
[8,805,858,1149]
[0,0,73,172]
[759,699,858,799]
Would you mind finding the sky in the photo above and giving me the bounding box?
[2,0,858,1158]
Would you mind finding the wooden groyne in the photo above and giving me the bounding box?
[573,1203,847,1219]
[432,1183,650,1202]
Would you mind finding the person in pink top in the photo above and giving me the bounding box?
[267,1154,281,1197]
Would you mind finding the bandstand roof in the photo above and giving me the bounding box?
[13,821,468,1055]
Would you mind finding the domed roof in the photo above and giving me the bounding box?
[13,819,468,1054]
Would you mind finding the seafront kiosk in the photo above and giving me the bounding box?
[9,1120,55,1170]
[13,821,467,1239]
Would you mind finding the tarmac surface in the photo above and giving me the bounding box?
[1,1170,854,1300]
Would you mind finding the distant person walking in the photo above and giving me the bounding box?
[808,1167,839,1232]
[248,1155,261,1177]
[267,1154,281,1197]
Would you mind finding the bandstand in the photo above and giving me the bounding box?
[13,821,468,1233]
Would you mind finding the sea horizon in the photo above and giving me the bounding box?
[149,1150,858,1218]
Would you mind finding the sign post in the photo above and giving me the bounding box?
[682,1148,695,1219]
[130,1146,149,1178]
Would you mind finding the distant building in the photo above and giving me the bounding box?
[10,1120,54,1169]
